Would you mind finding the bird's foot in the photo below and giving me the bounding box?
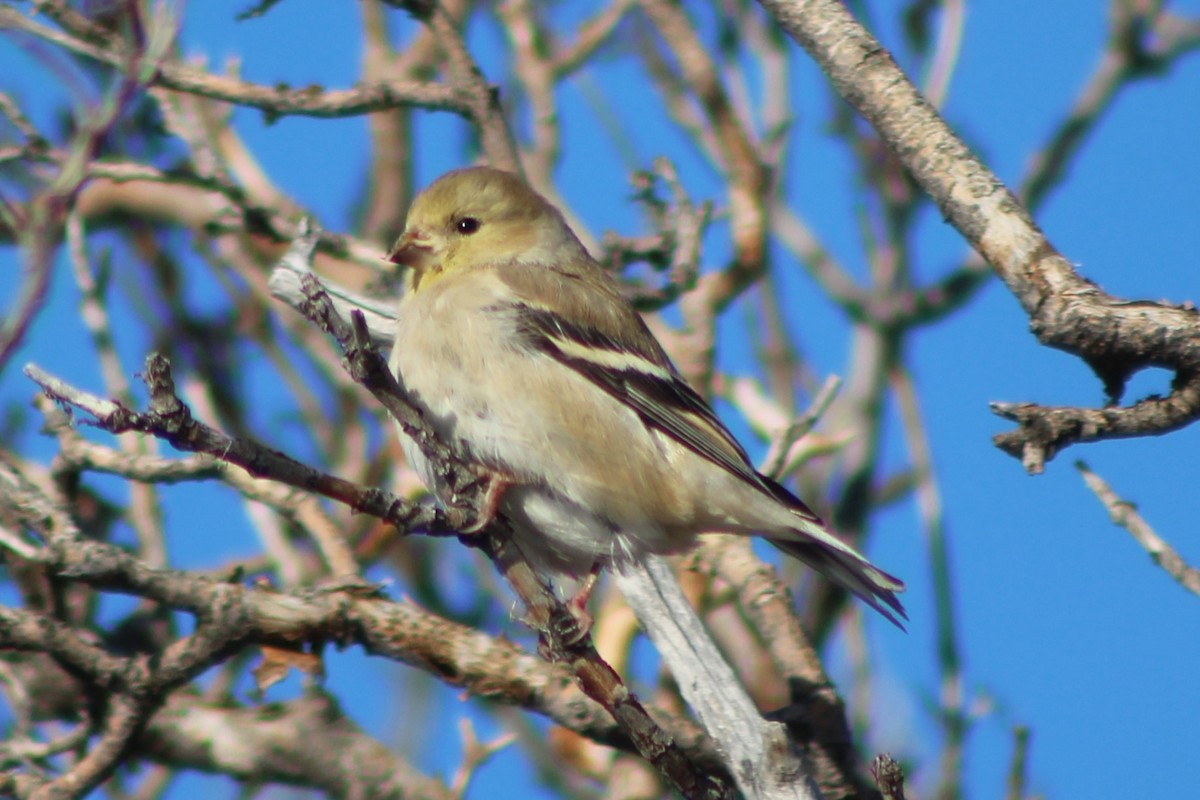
[536,563,604,657]
[458,472,512,534]
[561,563,603,645]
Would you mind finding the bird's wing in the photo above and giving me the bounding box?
[497,262,822,525]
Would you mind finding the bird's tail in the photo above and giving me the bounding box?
[752,473,906,627]
[772,532,902,633]
[768,533,907,629]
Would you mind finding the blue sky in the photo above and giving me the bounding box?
[2,2,1199,798]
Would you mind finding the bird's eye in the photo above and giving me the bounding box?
[456,217,481,235]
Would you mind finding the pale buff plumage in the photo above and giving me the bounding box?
[387,167,906,626]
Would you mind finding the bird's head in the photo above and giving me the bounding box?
[388,167,587,291]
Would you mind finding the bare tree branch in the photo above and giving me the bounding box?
[757,0,1200,472]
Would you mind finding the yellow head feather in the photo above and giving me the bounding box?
[389,167,589,291]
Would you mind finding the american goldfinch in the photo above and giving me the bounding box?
[387,167,906,626]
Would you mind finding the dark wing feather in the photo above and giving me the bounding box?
[512,303,800,505]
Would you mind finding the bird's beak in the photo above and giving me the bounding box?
[387,228,438,276]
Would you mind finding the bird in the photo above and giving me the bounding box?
[386,166,906,627]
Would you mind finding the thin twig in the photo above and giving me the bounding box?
[761,375,842,480]
[1076,461,1200,598]
[1005,726,1031,800]
[891,365,964,799]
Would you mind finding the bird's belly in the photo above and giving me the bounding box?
[394,404,702,566]
[505,482,702,574]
